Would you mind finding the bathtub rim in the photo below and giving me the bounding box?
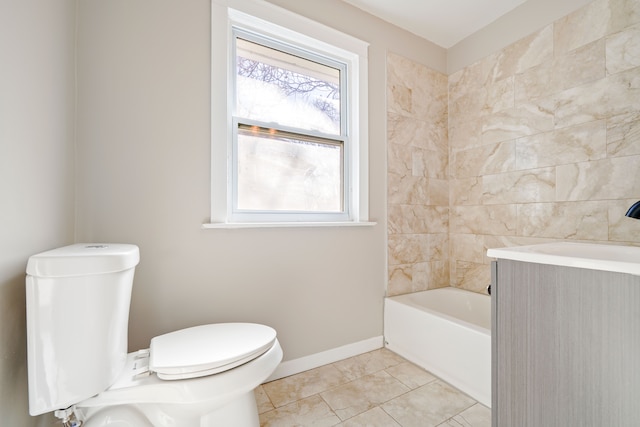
[385,287,491,335]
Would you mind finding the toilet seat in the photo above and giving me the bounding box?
[148,323,277,380]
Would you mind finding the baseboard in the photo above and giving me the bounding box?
[265,335,384,382]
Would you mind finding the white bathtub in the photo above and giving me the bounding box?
[384,287,491,407]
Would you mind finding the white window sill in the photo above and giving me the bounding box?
[202,221,377,229]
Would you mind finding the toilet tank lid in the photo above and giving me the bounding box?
[26,244,140,278]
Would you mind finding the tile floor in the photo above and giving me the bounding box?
[255,348,491,426]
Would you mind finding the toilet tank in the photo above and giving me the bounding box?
[25,244,140,416]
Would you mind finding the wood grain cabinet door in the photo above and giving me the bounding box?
[492,260,640,427]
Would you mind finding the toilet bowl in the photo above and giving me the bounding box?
[25,244,282,426]
[79,328,282,426]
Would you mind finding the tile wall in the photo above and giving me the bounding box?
[388,0,640,296]
[387,53,450,296]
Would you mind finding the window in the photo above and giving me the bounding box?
[208,0,371,227]
[233,33,346,218]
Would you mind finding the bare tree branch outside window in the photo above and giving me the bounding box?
[237,57,340,125]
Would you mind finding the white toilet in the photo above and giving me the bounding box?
[25,243,283,426]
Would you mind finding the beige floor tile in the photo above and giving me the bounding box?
[258,349,491,427]
[259,394,341,427]
[437,403,491,427]
[333,348,407,381]
[263,364,350,408]
[255,385,275,414]
[385,361,437,389]
[337,407,402,426]
[381,380,476,427]
[321,370,411,421]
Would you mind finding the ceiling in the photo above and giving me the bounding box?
[341,0,529,48]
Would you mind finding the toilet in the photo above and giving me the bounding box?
[25,243,282,426]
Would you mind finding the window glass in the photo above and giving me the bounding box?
[233,35,347,216]
[236,125,343,212]
[235,38,341,135]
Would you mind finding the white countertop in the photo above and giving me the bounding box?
[487,242,640,276]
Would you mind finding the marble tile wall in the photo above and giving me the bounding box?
[387,52,450,296]
[449,0,640,292]
[387,0,640,295]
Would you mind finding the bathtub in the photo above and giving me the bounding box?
[384,287,491,407]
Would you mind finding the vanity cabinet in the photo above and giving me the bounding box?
[491,256,640,427]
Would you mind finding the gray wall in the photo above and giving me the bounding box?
[0,0,76,425]
[74,0,441,361]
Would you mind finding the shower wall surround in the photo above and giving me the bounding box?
[387,53,450,297]
[387,0,640,296]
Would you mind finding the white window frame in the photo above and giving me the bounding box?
[206,0,372,228]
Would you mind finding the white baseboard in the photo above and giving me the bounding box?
[265,336,384,382]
